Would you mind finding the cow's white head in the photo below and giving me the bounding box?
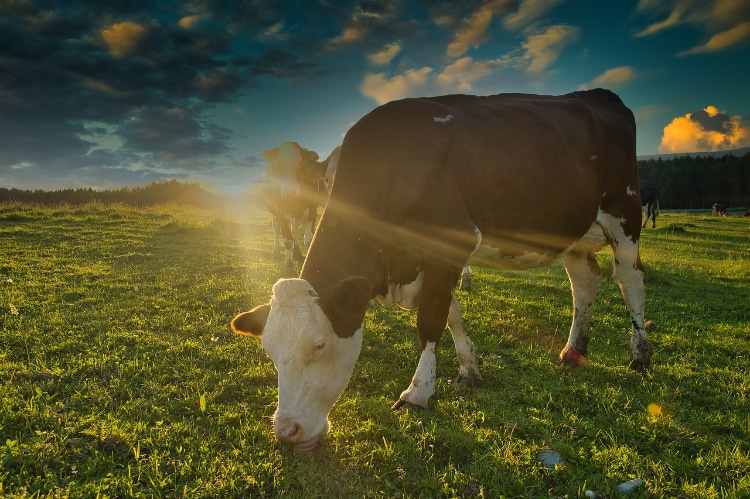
[231,277,372,453]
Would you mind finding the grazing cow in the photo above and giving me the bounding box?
[262,142,330,276]
[232,89,651,453]
[743,209,750,218]
[712,203,727,217]
[640,187,659,228]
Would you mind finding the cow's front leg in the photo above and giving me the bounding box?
[560,250,601,366]
[447,292,481,386]
[277,220,296,277]
[459,266,472,291]
[272,217,282,259]
[392,265,458,410]
[303,207,316,250]
[292,218,304,262]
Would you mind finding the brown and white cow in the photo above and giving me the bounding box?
[261,142,330,276]
[233,89,652,453]
[712,203,727,217]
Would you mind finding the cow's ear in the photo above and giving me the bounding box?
[302,149,320,162]
[326,276,373,338]
[300,160,328,179]
[231,304,271,338]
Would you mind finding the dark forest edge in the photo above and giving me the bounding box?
[638,151,750,210]
[1,153,748,210]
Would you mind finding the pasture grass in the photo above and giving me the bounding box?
[1,203,748,498]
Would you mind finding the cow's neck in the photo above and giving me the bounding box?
[300,199,386,302]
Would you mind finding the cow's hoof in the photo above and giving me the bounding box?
[628,358,651,374]
[559,348,588,367]
[391,399,426,411]
[454,374,482,387]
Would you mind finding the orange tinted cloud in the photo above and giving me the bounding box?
[102,21,147,58]
[659,105,750,153]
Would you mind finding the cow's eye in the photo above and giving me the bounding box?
[313,341,326,353]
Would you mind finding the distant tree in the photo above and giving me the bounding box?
[638,153,750,210]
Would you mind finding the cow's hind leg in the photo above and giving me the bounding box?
[611,237,651,372]
[560,250,601,366]
[447,292,481,386]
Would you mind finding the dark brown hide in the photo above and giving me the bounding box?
[300,89,650,370]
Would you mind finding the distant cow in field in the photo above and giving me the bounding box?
[640,187,659,228]
[233,89,652,453]
[262,142,331,276]
[712,203,727,217]
[744,209,750,218]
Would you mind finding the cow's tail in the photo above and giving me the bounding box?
[656,199,660,215]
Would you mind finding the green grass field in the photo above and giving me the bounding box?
[1,202,748,498]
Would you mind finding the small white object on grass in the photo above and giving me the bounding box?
[537,448,564,468]
[617,478,643,494]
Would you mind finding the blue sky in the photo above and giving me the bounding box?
[1,0,749,191]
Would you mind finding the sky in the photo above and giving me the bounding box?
[1,0,749,192]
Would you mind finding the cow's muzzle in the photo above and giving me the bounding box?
[274,419,329,453]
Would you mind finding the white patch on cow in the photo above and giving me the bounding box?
[397,341,437,408]
[433,114,454,123]
[467,243,555,270]
[375,270,424,309]
[447,295,482,384]
[568,215,608,253]
[467,224,557,269]
[627,185,637,196]
[595,210,648,365]
[590,155,598,161]
[262,278,364,452]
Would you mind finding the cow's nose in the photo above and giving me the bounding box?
[274,420,301,443]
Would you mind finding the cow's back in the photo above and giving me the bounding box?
[326,89,638,260]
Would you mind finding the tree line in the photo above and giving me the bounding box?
[1,153,748,210]
[0,179,227,208]
[638,152,750,210]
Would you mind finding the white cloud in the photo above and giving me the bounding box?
[677,21,750,55]
[368,43,401,65]
[578,66,637,90]
[504,0,566,30]
[360,67,433,105]
[635,0,750,55]
[521,24,579,73]
[446,0,515,58]
[659,105,750,153]
[437,57,508,91]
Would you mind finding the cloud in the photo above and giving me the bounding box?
[578,66,636,90]
[118,107,230,167]
[368,42,401,65]
[101,21,148,58]
[327,1,399,49]
[437,56,509,91]
[658,105,750,153]
[635,0,750,55]
[446,0,515,58]
[360,67,433,105]
[504,0,566,30]
[521,24,579,73]
[677,21,750,55]
[634,104,667,123]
